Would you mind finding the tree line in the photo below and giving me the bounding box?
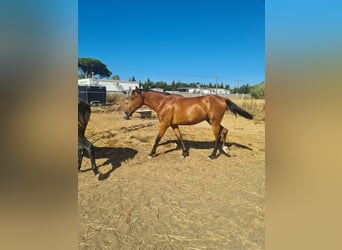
[139,78,230,91]
[78,57,264,98]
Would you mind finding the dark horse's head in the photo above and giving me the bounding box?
[124,87,144,120]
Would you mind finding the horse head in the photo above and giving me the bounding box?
[124,87,144,119]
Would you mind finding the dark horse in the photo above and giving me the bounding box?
[125,88,253,159]
[78,100,101,177]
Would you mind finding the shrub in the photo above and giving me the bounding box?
[249,82,265,99]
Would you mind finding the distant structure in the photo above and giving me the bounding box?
[176,87,230,95]
[78,78,139,93]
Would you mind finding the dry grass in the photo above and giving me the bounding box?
[232,98,265,122]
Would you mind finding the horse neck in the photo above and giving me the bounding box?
[142,91,166,112]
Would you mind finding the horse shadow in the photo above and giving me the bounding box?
[159,140,252,158]
[80,146,138,180]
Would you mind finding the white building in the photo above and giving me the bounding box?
[78,78,139,93]
[200,88,230,95]
[177,87,230,95]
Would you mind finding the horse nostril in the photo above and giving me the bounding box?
[124,111,131,120]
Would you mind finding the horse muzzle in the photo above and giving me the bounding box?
[124,110,133,120]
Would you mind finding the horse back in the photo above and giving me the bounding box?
[175,95,226,109]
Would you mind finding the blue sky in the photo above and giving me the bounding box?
[78,0,264,87]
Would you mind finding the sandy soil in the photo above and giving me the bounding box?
[78,99,265,249]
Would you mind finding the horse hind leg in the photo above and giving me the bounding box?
[208,124,223,160]
[220,126,230,155]
[172,125,188,158]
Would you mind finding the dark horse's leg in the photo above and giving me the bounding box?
[78,145,84,170]
[78,134,99,176]
[149,123,169,158]
[171,125,189,157]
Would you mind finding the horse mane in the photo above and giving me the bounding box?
[139,88,172,95]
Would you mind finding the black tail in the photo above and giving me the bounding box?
[225,99,253,120]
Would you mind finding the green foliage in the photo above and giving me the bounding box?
[141,78,186,90]
[231,85,249,94]
[131,76,264,98]
[230,82,264,98]
[249,81,265,99]
[78,57,112,79]
[129,76,136,81]
[111,75,120,80]
[239,84,250,94]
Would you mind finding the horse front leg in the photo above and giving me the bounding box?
[86,142,99,176]
[79,135,99,176]
[171,125,188,158]
[148,123,169,158]
[78,145,84,170]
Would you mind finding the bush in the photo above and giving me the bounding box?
[249,82,265,99]
[106,93,126,104]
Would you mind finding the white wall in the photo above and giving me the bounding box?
[78,78,139,92]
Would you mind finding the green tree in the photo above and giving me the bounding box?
[143,78,153,89]
[78,58,112,79]
[155,81,167,89]
[171,81,176,90]
[240,84,250,94]
[111,75,120,80]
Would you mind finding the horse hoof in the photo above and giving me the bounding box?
[222,146,229,154]
[148,155,153,159]
[96,173,106,181]
[208,155,216,160]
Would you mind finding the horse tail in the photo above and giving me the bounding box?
[225,99,253,120]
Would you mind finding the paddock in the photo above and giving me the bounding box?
[78,99,265,249]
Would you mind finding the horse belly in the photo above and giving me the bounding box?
[173,106,207,125]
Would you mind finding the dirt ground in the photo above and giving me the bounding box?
[78,99,265,249]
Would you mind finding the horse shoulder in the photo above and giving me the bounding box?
[157,97,176,121]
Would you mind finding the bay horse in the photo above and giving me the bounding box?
[78,100,101,178]
[125,88,253,159]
